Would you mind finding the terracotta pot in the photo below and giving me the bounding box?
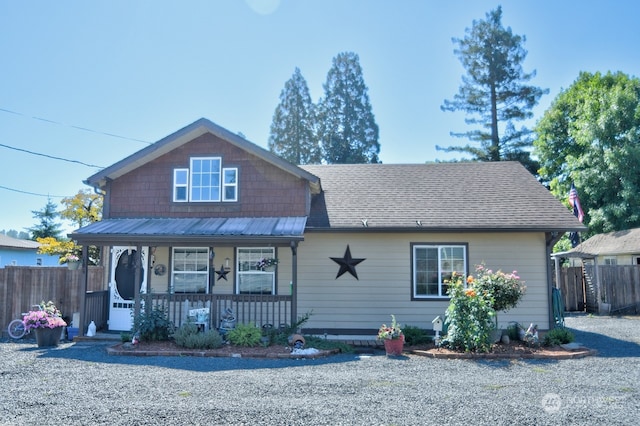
[383,336,404,356]
[35,327,62,347]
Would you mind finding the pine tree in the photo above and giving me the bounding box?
[440,6,547,174]
[317,52,380,164]
[268,68,321,165]
[28,198,62,240]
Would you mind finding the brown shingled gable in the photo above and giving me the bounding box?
[301,162,585,232]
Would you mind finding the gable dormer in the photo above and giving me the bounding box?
[85,118,320,220]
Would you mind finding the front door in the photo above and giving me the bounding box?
[109,247,148,331]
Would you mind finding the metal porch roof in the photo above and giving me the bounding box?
[68,217,307,246]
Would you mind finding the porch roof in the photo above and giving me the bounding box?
[68,216,307,246]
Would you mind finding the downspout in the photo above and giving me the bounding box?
[290,241,298,328]
[546,232,563,330]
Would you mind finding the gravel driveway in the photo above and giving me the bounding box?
[1,314,639,425]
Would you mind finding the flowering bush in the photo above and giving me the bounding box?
[377,315,403,340]
[255,258,278,271]
[472,264,526,313]
[23,301,67,331]
[442,272,495,352]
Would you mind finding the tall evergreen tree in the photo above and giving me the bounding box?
[28,198,62,240]
[317,52,380,164]
[268,68,321,165]
[439,6,547,174]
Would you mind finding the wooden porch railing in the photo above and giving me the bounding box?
[141,293,293,330]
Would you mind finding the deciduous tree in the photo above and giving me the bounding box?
[534,71,640,235]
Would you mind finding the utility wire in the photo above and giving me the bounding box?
[0,185,67,198]
[0,142,105,168]
[0,107,153,145]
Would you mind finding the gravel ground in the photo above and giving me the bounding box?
[1,314,639,426]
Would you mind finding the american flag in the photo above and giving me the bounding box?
[568,183,585,248]
[569,184,585,222]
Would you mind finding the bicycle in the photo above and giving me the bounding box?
[7,305,41,339]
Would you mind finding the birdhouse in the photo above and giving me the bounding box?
[432,316,443,332]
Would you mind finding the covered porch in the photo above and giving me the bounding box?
[69,217,306,337]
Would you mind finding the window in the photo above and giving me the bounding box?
[174,169,188,202]
[412,244,467,299]
[603,257,617,265]
[223,168,238,201]
[191,157,221,201]
[171,248,209,293]
[236,247,275,294]
[172,157,238,203]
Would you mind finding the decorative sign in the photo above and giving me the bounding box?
[330,245,365,280]
[216,264,230,281]
[153,264,167,276]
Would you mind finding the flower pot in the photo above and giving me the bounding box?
[383,336,404,356]
[67,261,81,270]
[35,327,63,347]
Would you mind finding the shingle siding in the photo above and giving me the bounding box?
[106,133,309,219]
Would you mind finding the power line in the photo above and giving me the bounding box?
[0,185,67,198]
[0,142,105,168]
[0,107,153,145]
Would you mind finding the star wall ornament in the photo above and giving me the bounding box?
[330,245,365,280]
[216,264,229,281]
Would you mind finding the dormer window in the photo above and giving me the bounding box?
[173,157,238,202]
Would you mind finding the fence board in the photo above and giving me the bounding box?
[1,266,104,335]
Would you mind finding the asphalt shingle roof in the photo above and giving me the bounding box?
[302,162,585,232]
[563,227,640,257]
[0,234,39,249]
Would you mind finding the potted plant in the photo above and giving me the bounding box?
[23,301,67,347]
[377,315,404,356]
[64,253,81,270]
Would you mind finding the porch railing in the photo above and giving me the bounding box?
[141,293,292,330]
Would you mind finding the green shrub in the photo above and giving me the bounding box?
[442,273,495,352]
[174,322,223,349]
[120,332,132,343]
[132,306,174,341]
[228,323,262,347]
[402,325,431,346]
[543,327,575,346]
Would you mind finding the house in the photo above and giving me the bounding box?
[69,118,584,336]
[556,227,640,266]
[0,234,61,267]
[552,228,640,314]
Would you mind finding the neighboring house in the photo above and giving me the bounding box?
[70,118,584,335]
[556,227,640,266]
[0,234,61,267]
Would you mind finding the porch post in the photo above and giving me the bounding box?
[78,245,89,337]
[133,244,142,319]
[290,241,298,328]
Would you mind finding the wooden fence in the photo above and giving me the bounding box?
[557,265,640,314]
[0,266,105,334]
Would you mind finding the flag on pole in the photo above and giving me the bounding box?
[568,183,584,247]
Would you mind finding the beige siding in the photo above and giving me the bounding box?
[295,232,551,333]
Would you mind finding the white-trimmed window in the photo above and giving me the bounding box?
[173,157,238,203]
[223,167,238,201]
[173,169,188,202]
[603,256,617,265]
[171,248,209,293]
[236,247,276,294]
[412,244,467,299]
[190,157,221,201]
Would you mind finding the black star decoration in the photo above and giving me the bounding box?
[330,245,365,280]
[216,265,229,281]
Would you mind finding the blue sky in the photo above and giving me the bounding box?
[1,0,639,235]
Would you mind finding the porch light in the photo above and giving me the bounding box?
[225,257,230,269]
